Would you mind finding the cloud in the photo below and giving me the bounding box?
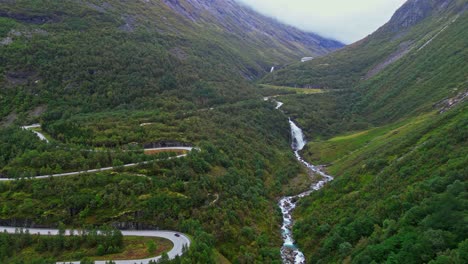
[236,0,407,43]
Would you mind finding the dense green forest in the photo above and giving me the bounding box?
[0,0,466,263]
[294,104,467,263]
[262,0,468,263]
[1,100,309,263]
[0,226,129,263]
[0,0,330,262]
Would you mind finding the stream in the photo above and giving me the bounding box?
[273,100,334,264]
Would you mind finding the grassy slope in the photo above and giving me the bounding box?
[0,1,337,262]
[294,103,467,263]
[262,1,467,127]
[355,11,467,124]
[260,1,468,263]
[0,0,341,123]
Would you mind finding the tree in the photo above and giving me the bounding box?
[147,240,157,255]
[97,244,105,256]
[158,252,170,263]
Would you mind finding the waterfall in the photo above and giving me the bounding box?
[289,119,306,151]
[276,101,284,109]
[271,66,275,72]
[271,101,334,264]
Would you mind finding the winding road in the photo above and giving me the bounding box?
[2,126,194,262]
[0,147,195,182]
[0,226,190,264]
[22,124,49,143]
[2,124,197,182]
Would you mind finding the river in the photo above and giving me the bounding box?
[274,101,334,264]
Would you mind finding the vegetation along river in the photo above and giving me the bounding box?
[273,100,334,264]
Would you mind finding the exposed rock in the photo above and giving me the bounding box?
[30,105,47,117]
[0,36,13,45]
[365,41,414,79]
[162,0,343,55]
[281,247,298,264]
[0,218,55,229]
[110,221,159,230]
[385,0,458,32]
[12,29,48,38]
[435,90,468,113]
[119,15,136,32]
[1,29,49,46]
[0,111,17,128]
[143,141,192,149]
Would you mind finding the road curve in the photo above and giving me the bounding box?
[0,226,190,264]
[21,124,49,143]
[0,148,197,182]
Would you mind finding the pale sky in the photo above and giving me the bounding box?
[236,0,407,43]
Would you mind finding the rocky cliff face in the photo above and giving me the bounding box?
[384,0,464,32]
[163,0,343,54]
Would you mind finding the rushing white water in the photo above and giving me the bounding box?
[276,103,334,264]
[276,101,284,109]
[271,66,275,72]
[289,119,306,150]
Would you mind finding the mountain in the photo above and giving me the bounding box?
[0,0,466,263]
[263,0,467,124]
[0,0,342,124]
[163,0,343,52]
[0,1,343,263]
[259,1,468,263]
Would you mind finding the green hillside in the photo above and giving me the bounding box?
[263,0,467,125]
[0,0,342,125]
[261,0,468,263]
[295,105,467,263]
[0,0,343,263]
[0,0,466,263]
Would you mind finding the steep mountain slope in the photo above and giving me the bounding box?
[295,102,467,264]
[0,1,343,263]
[259,1,468,263]
[263,0,467,129]
[0,0,342,124]
[163,0,343,54]
[263,0,466,87]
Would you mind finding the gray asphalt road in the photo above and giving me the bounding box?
[0,148,196,182]
[21,124,49,143]
[0,226,190,264]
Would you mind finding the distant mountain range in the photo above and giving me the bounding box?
[0,0,342,120]
[263,0,467,123]
[261,1,467,262]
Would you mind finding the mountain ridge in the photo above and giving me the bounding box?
[258,1,468,263]
[0,0,342,121]
[262,0,467,124]
[163,0,343,51]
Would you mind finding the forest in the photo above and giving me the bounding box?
[0,0,466,263]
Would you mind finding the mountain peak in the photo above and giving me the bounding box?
[162,0,343,53]
[385,0,465,32]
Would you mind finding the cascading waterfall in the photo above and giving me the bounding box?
[289,119,306,151]
[273,100,334,264]
[276,101,284,109]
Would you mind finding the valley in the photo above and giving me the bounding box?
[0,0,466,263]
